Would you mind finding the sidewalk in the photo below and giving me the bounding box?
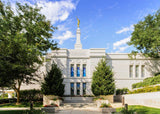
[0,107,41,110]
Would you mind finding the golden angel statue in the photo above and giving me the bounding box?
[77,17,80,28]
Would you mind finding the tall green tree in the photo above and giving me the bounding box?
[41,62,64,96]
[0,1,58,104]
[91,58,115,96]
[128,9,160,58]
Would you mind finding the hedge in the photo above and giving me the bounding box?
[20,89,43,102]
[129,86,160,94]
[0,98,17,104]
[116,88,129,95]
[132,75,160,89]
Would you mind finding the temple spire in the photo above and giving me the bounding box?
[75,18,82,49]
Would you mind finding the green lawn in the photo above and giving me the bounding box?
[0,101,43,108]
[0,110,42,114]
[116,105,160,114]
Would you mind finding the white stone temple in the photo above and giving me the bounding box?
[21,22,160,96]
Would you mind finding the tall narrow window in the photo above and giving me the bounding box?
[76,83,80,95]
[141,65,145,78]
[77,64,80,77]
[129,65,133,78]
[70,83,74,95]
[83,64,86,77]
[71,64,74,77]
[83,83,86,95]
[135,65,139,78]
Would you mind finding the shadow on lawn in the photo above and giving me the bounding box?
[0,109,42,114]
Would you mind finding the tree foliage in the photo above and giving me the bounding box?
[41,63,64,96]
[128,9,160,58]
[91,58,115,96]
[0,1,58,103]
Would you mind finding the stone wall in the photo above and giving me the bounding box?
[122,92,160,108]
[100,95,114,103]
[43,95,62,106]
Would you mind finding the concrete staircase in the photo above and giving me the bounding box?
[60,97,99,110]
[63,97,93,103]
[60,103,98,110]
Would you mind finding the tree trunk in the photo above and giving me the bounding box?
[15,89,20,105]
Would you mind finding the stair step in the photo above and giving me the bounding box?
[61,103,97,109]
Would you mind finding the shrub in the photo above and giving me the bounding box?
[129,85,160,94]
[20,89,42,102]
[155,72,160,76]
[93,96,104,101]
[132,75,160,89]
[100,103,112,108]
[91,58,115,96]
[116,88,129,95]
[0,98,17,104]
[41,62,64,96]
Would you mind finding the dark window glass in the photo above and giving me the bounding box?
[71,64,74,77]
[77,83,80,95]
[83,83,86,95]
[77,64,80,77]
[71,83,74,95]
[83,64,86,77]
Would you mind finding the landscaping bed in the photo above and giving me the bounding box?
[116,105,160,114]
[0,101,43,108]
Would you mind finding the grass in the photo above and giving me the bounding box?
[116,105,160,114]
[0,101,43,108]
[0,109,42,114]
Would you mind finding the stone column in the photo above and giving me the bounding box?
[74,83,76,95]
[139,64,142,78]
[74,64,76,77]
[133,65,135,78]
[80,82,83,95]
[80,64,83,77]
[75,28,82,49]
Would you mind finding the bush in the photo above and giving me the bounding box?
[93,96,104,101]
[116,88,129,95]
[129,85,160,94]
[91,58,115,96]
[100,103,112,108]
[132,75,160,89]
[155,72,160,76]
[0,93,8,99]
[41,62,64,96]
[20,89,42,102]
[0,98,17,104]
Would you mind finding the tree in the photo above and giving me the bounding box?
[41,62,64,96]
[0,1,58,104]
[128,9,160,58]
[91,58,115,96]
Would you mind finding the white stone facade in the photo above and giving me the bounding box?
[21,27,160,96]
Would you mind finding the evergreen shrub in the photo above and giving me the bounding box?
[132,75,160,89]
[91,58,115,96]
[41,62,64,96]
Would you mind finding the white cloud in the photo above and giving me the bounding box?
[116,25,134,34]
[106,43,110,50]
[10,0,76,24]
[137,8,157,20]
[115,46,129,53]
[57,24,68,31]
[113,36,131,50]
[37,0,76,24]
[53,31,75,45]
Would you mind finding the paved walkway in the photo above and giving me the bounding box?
[55,109,102,114]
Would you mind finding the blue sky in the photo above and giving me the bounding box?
[8,0,160,53]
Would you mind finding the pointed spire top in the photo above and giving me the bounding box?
[75,18,82,49]
[77,17,80,28]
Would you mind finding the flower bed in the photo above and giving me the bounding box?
[100,103,116,113]
[41,104,58,113]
